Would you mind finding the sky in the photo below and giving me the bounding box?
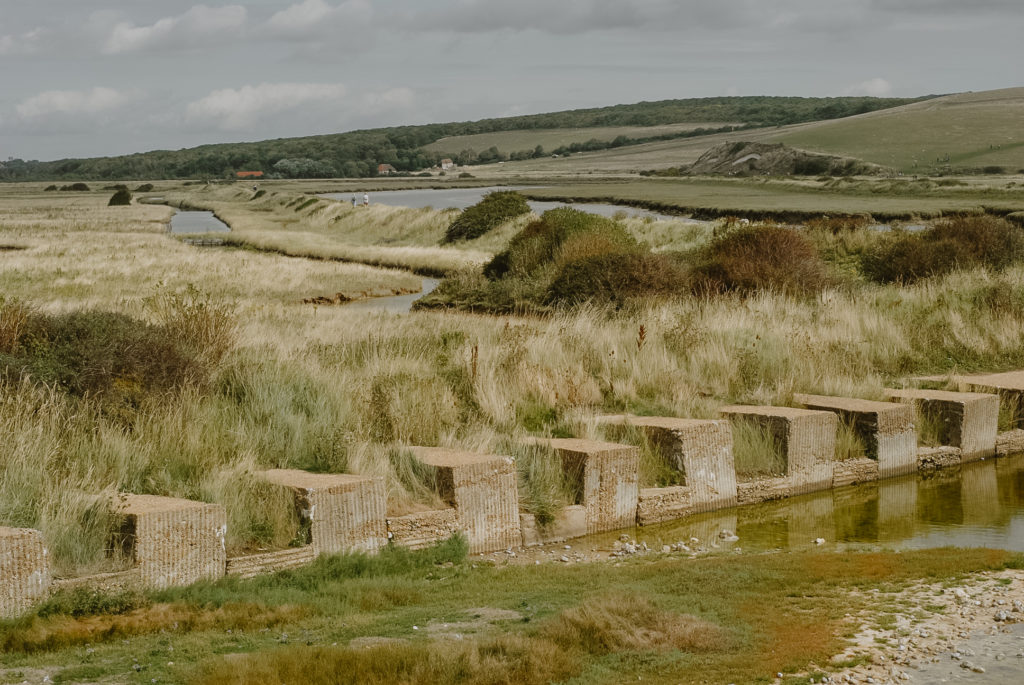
[1,0,1022,161]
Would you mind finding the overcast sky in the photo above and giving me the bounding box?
[1,0,1022,161]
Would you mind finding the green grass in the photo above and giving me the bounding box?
[0,545,1018,685]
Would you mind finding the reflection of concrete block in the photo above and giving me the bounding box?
[599,415,736,513]
[0,527,50,618]
[114,495,226,590]
[261,470,387,556]
[832,458,880,487]
[637,486,691,525]
[886,388,998,461]
[877,478,917,543]
[386,509,458,551]
[720,405,836,494]
[794,395,916,478]
[407,447,520,554]
[960,460,1000,526]
[525,438,639,533]
[957,371,1024,428]
[520,506,588,546]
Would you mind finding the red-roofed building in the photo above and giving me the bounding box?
[236,171,264,179]
[377,164,397,175]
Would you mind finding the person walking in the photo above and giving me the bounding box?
[351,195,357,207]
[363,193,369,206]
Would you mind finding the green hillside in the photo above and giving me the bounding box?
[0,95,925,182]
[774,88,1024,173]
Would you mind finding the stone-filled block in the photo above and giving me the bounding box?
[0,527,50,618]
[386,509,459,551]
[599,415,737,513]
[637,486,691,525]
[520,505,587,546]
[261,470,387,556]
[113,494,226,590]
[720,405,837,495]
[793,394,916,478]
[886,388,998,461]
[524,437,639,533]
[832,457,880,487]
[736,476,791,505]
[226,547,316,579]
[957,371,1024,428]
[406,447,521,554]
[997,429,1024,457]
[917,446,962,471]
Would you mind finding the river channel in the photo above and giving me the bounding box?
[322,186,696,222]
[169,210,231,233]
[567,454,1024,555]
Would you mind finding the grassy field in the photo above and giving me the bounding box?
[521,176,1024,220]
[422,123,738,156]
[0,539,1018,685]
[470,88,1024,177]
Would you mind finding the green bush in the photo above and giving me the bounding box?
[861,215,1024,283]
[107,188,132,206]
[43,184,57,191]
[59,183,90,191]
[134,183,154,192]
[442,191,530,243]
[690,224,832,295]
[547,252,688,306]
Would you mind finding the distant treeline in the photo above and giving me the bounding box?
[0,95,932,181]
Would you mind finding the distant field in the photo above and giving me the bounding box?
[423,123,738,156]
[475,88,1024,176]
[522,177,1024,219]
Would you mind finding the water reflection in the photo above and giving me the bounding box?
[628,455,1024,553]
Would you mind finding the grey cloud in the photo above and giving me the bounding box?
[101,4,247,54]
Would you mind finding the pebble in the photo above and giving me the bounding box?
[814,537,826,545]
[560,555,570,563]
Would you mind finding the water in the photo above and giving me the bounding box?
[169,210,231,234]
[342,277,439,313]
[322,187,692,222]
[580,455,1024,554]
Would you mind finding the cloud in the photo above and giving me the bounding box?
[15,87,135,120]
[264,0,372,38]
[843,78,894,97]
[184,82,350,130]
[0,27,47,55]
[102,4,247,54]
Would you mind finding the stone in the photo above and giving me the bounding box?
[956,370,1024,428]
[886,388,998,461]
[832,457,880,487]
[112,494,226,590]
[386,509,459,551]
[0,527,50,618]
[261,470,387,556]
[599,415,737,513]
[407,447,521,554]
[524,437,639,533]
[720,405,837,494]
[793,394,917,478]
[637,485,691,525]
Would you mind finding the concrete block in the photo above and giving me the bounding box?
[386,509,459,551]
[113,494,226,590]
[524,438,639,533]
[261,470,387,556]
[886,388,998,461]
[720,405,837,494]
[637,486,691,525]
[599,415,737,513]
[956,371,1024,428]
[406,447,520,554]
[832,457,880,487]
[520,505,588,546]
[793,394,916,478]
[0,527,50,618]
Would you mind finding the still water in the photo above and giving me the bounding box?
[596,455,1024,554]
[342,278,440,313]
[322,187,691,222]
[169,210,231,234]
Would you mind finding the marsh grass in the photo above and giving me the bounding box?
[835,419,868,461]
[731,419,788,478]
[915,406,949,448]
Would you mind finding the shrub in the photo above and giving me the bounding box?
[134,183,154,192]
[861,214,1024,283]
[59,183,90,191]
[442,191,530,243]
[107,188,132,206]
[546,252,688,306]
[43,185,57,191]
[691,224,832,295]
